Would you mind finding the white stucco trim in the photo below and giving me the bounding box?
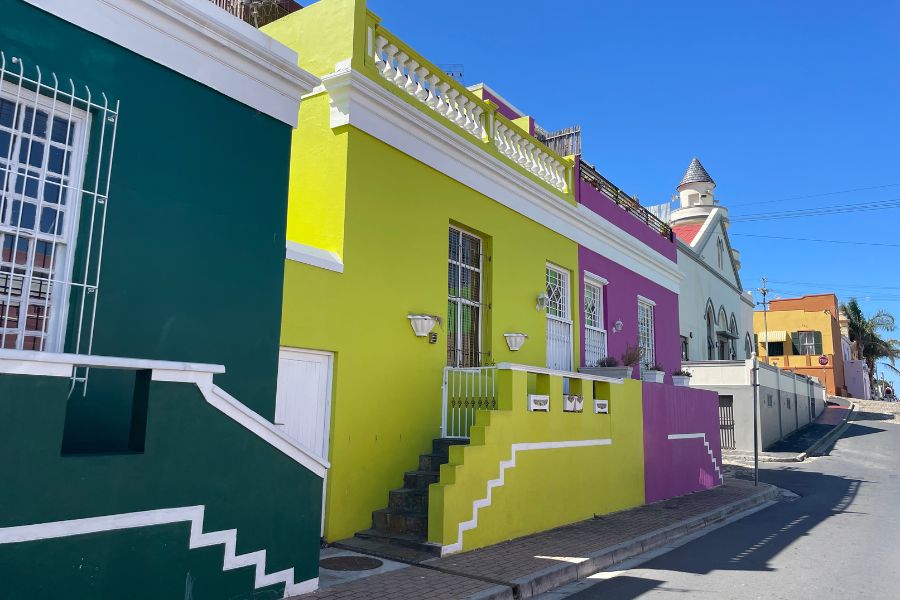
[441,438,613,556]
[0,506,318,597]
[23,0,320,126]
[676,241,754,308]
[0,351,328,478]
[583,271,609,286]
[285,240,344,273]
[320,67,682,293]
[637,295,657,307]
[667,432,723,484]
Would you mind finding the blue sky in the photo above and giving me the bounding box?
[366,0,900,386]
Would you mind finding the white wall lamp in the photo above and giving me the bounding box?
[613,320,624,333]
[408,314,440,338]
[504,333,528,351]
[536,292,549,311]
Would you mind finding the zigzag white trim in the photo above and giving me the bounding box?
[0,506,317,598]
[668,433,723,484]
[441,439,612,556]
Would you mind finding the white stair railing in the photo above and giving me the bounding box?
[441,366,497,439]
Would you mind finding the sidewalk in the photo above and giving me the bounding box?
[290,479,778,600]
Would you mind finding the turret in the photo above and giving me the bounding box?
[670,157,728,230]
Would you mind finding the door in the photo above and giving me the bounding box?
[546,265,573,371]
[718,395,735,450]
[275,348,333,463]
[447,227,484,367]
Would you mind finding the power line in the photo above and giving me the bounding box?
[730,198,900,222]
[730,233,900,248]
[766,279,900,291]
[727,183,900,207]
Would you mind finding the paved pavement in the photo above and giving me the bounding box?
[540,403,900,599]
[292,480,773,600]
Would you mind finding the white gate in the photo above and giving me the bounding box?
[545,265,572,371]
[275,348,333,464]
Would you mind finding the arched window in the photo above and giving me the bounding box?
[717,238,724,269]
[729,314,738,359]
[745,333,753,358]
[717,307,728,360]
[705,301,716,359]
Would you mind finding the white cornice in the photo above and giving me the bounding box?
[286,240,344,273]
[320,68,682,293]
[24,0,320,126]
[676,240,754,308]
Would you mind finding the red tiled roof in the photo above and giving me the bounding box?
[672,223,702,244]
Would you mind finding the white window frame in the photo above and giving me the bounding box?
[0,85,89,353]
[798,331,816,356]
[583,271,607,366]
[545,262,573,371]
[637,295,656,369]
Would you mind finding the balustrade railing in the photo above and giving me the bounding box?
[441,365,497,439]
[584,327,608,367]
[366,19,570,194]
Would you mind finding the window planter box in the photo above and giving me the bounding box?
[642,369,665,384]
[579,366,634,380]
[563,394,584,412]
[672,375,691,387]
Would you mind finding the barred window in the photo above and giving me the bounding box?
[638,297,655,368]
[1,94,84,351]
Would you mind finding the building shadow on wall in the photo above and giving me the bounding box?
[562,469,865,599]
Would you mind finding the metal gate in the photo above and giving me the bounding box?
[718,395,735,449]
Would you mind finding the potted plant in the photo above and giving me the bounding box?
[579,355,632,379]
[620,344,644,379]
[672,369,692,387]
[642,362,666,384]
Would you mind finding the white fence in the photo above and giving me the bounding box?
[441,366,497,438]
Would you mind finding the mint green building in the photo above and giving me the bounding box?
[0,1,324,598]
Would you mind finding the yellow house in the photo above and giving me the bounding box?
[754,293,847,396]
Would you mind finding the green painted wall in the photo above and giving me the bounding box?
[281,114,580,540]
[0,374,322,599]
[1,0,289,451]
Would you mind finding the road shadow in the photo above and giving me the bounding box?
[562,468,866,599]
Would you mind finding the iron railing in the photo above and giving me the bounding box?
[579,160,673,240]
[441,365,497,438]
[208,0,301,28]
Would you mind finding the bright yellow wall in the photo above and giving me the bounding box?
[430,373,645,552]
[753,309,834,359]
[281,121,580,540]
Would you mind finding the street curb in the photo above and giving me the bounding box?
[505,482,780,599]
[722,403,857,464]
[795,403,856,461]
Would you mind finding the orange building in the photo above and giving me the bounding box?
[753,293,847,396]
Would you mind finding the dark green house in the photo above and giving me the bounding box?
[0,0,324,598]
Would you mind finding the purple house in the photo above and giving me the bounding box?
[471,84,683,382]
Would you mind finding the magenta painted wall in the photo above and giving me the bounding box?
[642,383,723,503]
[575,159,677,261]
[578,246,681,381]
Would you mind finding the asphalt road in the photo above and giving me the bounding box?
[540,409,900,599]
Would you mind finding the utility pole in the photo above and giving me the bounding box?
[757,276,770,365]
[751,352,760,486]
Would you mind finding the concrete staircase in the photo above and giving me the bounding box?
[350,437,468,557]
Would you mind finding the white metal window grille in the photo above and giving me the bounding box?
[799,331,816,355]
[583,279,607,366]
[447,227,485,367]
[638,299,655,368]
[0,52,117,364]
[545,265,572,371]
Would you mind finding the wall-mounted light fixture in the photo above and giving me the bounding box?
[613,320,624,332]
[504,333,528,351]
[536,293,549,311]
[408,314,440,337]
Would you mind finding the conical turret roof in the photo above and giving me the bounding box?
[679,157,714,187]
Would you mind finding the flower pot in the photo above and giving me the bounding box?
[563,394,584,413]
[503,332,527,351]
[579,366,634,380]
[528,394,550,412]
[642,369,665,384]
[672,375,691,387]
[594,399,609,414]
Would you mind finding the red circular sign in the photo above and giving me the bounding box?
[818,355,829,366]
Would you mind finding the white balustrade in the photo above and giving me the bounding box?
[371,33,567,192]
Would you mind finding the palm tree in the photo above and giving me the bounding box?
[840,298,900,390]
